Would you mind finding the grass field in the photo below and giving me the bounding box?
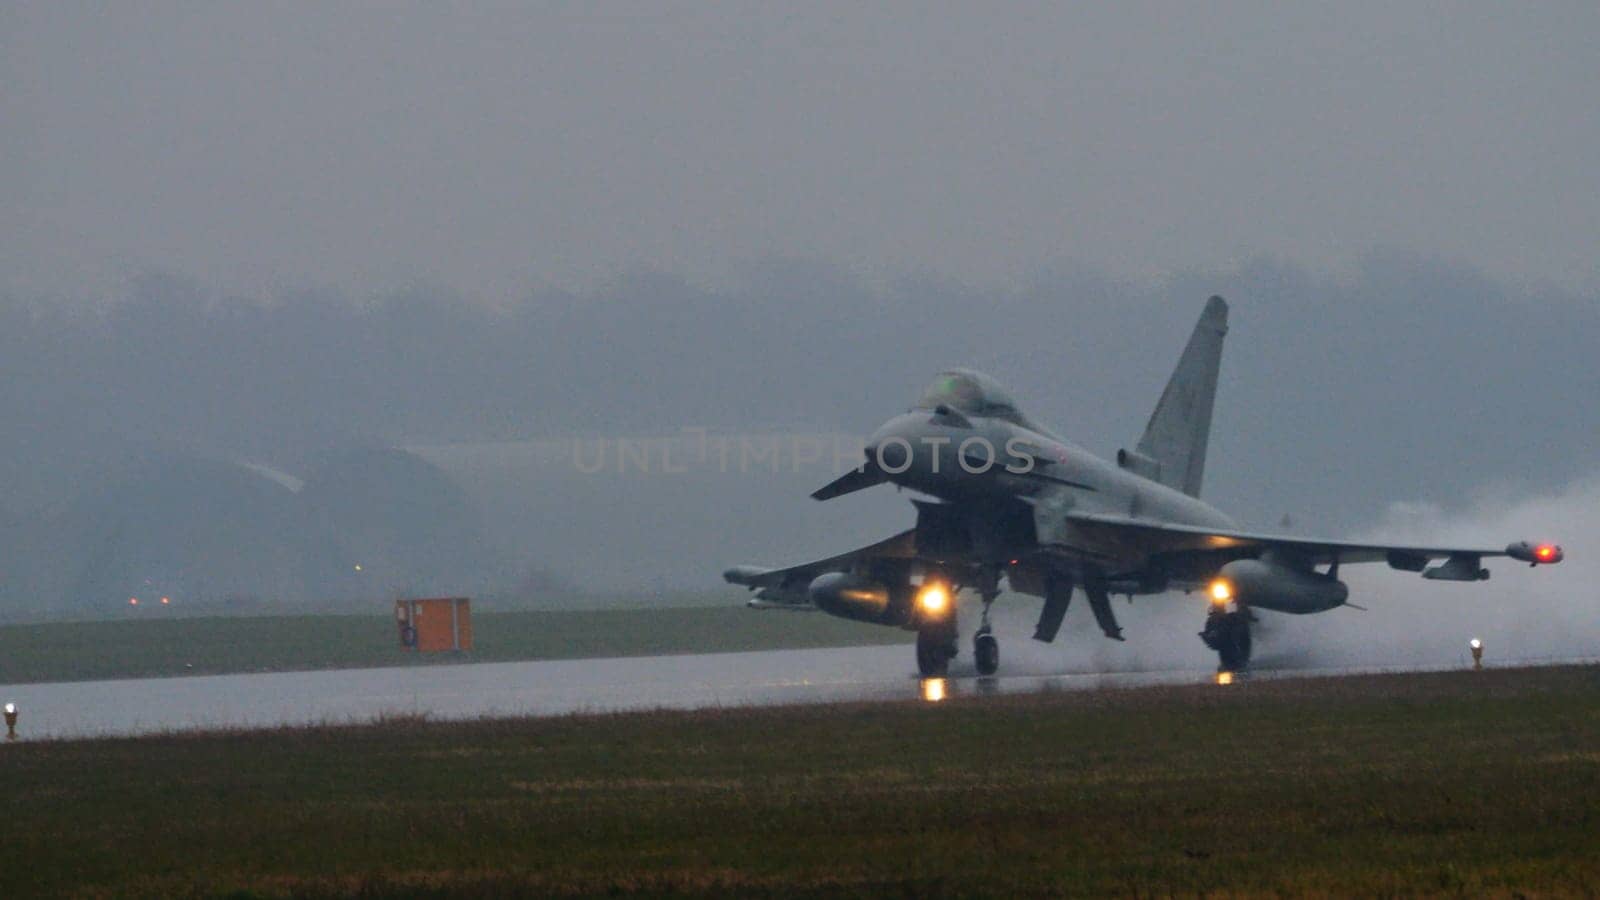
[2,665,1597,897]
[0,605,904,685]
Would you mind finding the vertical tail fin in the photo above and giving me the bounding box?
[1130,295,1228,497]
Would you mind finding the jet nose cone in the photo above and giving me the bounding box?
[865,412,927,481]
[874,439,908,471]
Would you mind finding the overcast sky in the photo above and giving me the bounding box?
[5,2,1599,300]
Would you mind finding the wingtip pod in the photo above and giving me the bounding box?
[1203,294,1229,326]
[1507,541,1565,566]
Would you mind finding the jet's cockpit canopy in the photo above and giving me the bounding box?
[913,369,1030,426]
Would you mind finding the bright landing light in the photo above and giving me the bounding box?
[917,583,950,615]
[921,678,948,703]
[1208,579,1232,605]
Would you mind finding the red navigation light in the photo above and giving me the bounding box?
[129,597,139,606]
[1509,541,1564,565]
[160,596,171,605]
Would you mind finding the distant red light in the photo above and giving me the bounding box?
[129,597,139,606]
[160,596,171,605]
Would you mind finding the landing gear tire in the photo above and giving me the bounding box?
[973,629,999,676]
[1200,610,1252,672]
[916,627,955,677]
[916,630,948,677]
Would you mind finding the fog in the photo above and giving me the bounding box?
[0,256,1593,621]
[1,3,1596,654]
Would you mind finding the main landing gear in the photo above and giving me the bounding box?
[1200,606,1253,672]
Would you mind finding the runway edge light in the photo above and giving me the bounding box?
[4,702,17,740]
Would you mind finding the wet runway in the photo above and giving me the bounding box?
[0,645,1180,739]
[5,643,1591,741]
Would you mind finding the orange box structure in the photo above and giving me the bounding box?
[395,597,472,652]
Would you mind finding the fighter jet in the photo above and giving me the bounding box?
[725,296,1565,676]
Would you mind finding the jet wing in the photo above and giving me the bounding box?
[724,529,919,607]
[1062,512,1563,581]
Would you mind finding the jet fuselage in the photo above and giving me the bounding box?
[863,407,1235,558]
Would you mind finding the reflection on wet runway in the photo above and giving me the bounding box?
[2,644,1594,740]
[0,644,1196,739]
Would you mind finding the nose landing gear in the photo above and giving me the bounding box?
[972,595,1001,679]
[917,574,1004,678]
[1200,606,1253,672]
[916,623,957,677]
[973,629,999,675]
[973,577,1001,675]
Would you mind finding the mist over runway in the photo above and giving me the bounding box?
[6,623,1593,741]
